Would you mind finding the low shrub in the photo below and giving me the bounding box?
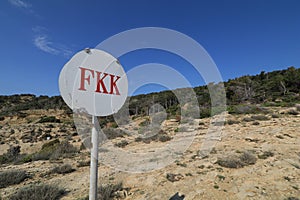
[0,170,28,188]
[102,128,126,140]
[166,173,183,182]
[108,122,118,128]
[251,115,269,121]
[271,114,280,118]
[135,130,172,143]
[217,151,257,168]
[258,151,274,159]
[242,117,254,122]
[0,146,23,164]
[239,151,257,165]
[114,140,129,148]
[226,119,240,125]
[33,140,78,161]
[217,155,244,168]
[139,118,150,127]
[98,182,123,200]
[41,139,60,150]
[285,197,300,200]
[228,105,269,115]
[9,184,65,200]
[158,134,172,142]
[37,116,60,123]
[51,164,75,174]
[77,160,90,167]
[287,109,299,115]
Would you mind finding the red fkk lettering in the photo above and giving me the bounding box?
[78,67,121,96]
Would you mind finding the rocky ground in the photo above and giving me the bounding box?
[0,106,299,200]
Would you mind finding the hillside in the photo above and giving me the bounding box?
[0,67,299,119]
[0,67,299,200]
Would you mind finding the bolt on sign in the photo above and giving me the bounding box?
[59,49,128,116]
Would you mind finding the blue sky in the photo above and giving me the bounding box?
[0,0,299,96]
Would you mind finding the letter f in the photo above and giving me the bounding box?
[78,67,94,91]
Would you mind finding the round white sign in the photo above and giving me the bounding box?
[59,49,128,116]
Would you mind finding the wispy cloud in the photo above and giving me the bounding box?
[33,26,74,57]
[34,35,59,55]
[8,0,31,9]
[8,0,39,16]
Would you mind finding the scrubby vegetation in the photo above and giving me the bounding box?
[217,151,257,168]
[37,116,60,123]
[135,129,172,143]
[98,182,123,200]
[258,151,274,159]
[9,184,65,200]
[33,140,78,161]
[250,115,269,121]
[0,170,29,188]
[51,164,75,174]
[80,182,124,200]
[114,140,129,148]
[0,140,79,165]
[102,128,127,140]
[1,67,299,120]
[0,145,30,165]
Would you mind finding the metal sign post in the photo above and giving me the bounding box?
[89,116,99,200]
[59,48,128,200]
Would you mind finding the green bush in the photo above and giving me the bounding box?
[0,170,28,188]
[9,184,65,200]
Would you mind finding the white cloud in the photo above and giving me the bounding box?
[33,27,74,57]
[8,0,31,9]
[34,35,59,55]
